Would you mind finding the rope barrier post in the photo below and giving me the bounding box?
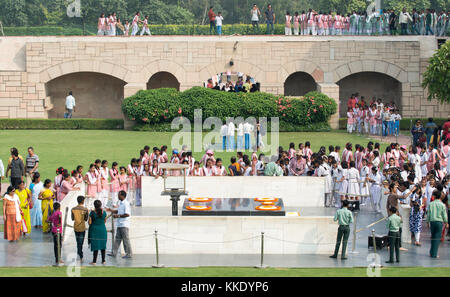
[349,212,359,254]
[152,230,165,268]
[371,229,377,254]
[255,232,268,269]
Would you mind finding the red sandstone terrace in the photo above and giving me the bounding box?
[0,35,448,125]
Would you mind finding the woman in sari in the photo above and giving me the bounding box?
[29,173,43,229]
[15,181,31,236]
[39,179,55,233]
[3,186,23,241]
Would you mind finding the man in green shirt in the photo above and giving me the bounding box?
[386,206,402,263]
[330,200,353,260]
[426,190,448,258]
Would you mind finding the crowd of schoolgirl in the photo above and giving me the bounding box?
[283,8,449,36]
[346,95,402,137]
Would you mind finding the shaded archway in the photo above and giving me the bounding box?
[284,72,317,96]
[147,72,180,91]
[337,72,402,117]
[46,72,126,119]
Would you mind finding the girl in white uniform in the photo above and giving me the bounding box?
[97,13,106,36]
[339,161,349,202]
[367,166,382,212]
[359,159,370,205]
[346,161,361,200]
[317,157,332,207]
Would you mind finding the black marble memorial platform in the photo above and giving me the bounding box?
[182,198,285,216]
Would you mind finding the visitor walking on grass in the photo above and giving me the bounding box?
[108,190,133,259]
[7,148,24,188]
[65,91,76,118]
[25,147,39,187]
[88,200,107,265]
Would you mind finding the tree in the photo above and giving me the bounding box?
[422,41,450,104]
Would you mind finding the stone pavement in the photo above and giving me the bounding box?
[0,205,448,269]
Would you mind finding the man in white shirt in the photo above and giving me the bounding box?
[243,122,254,150]
[220,123,228,151]
[227,121,236,152]
[65,91,76,118]
[108,190,132,259]
[399,8,412,35]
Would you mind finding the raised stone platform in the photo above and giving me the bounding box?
[142,176,325,208]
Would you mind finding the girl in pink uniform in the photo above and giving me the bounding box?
[213,158,227,176]
[300,11,307,35]
[293,12,300,35]
[134,159,144,206]
[118,167,128,193]
[323,13,329,35]
[94,159,102,201]
[109,162,120,207]
[191,161,204,176]
[127,159,137,206]
[75,165,84,184]
[150,159,163,178]
[85,164,98,206]
[316,13,324,35]
[347,107,354,134]
[54,167,64,202]
[369,105,377,135]
[203,159,214,176]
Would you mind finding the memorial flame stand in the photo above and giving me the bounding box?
[160,164,189,216]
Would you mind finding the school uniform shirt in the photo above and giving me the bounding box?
[334,208,353,225]
[243,122,253,134]
[386,214,402,232]
[213,165,226,176]
[243,167,252,176]
[202,166,213,176]
[329,151,340,164]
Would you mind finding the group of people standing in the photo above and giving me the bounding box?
[346,95,401,137]
[282,8,448,36]
[97,11,151,36]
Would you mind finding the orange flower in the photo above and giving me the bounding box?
[178,107,182,114]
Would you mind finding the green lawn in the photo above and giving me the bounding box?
[0,130,388,182]
[0,266,447,277]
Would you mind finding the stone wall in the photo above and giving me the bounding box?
[0,36,449,125]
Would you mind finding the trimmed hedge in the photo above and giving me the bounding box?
[3,24,285,36]
[122,87,337,131]
[3,26,93,36]
[0,119,124,130]
[339,118,448,130]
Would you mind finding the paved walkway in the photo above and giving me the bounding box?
[0,205,448,268]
